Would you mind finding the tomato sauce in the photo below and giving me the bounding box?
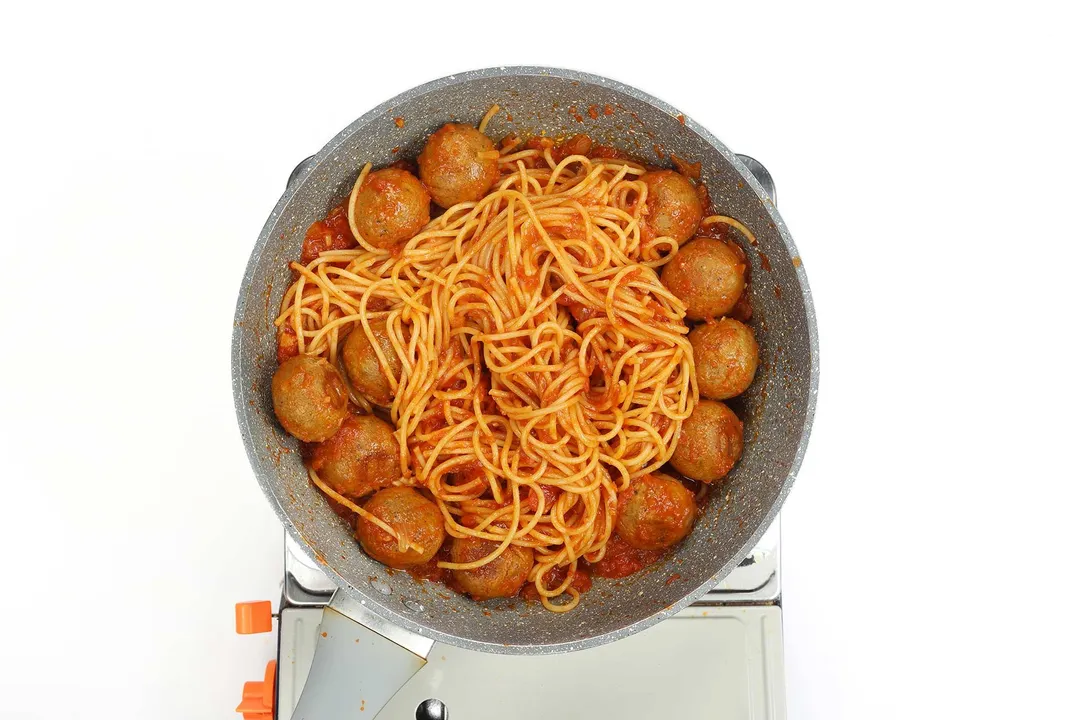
[276,326,299,364]
[299,202,357,265]
[552,134,592,163]
[515,262,540,293]
[407,543,452,584]
[521,565,592,601]
[696,183,712,214]
[417,414,448,439]
[643,298,675,328]
[515,136,554,169]
[549,213,586,243]
[475,375,498,415]
[387,157,419,175]
[557,292,604,323]
[588,144,630,161]
[523,484,561,512]
[672,154,701,180]
[587,534,664,579]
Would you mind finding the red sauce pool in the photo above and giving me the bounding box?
[587,534,664,579]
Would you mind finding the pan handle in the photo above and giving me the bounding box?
[288,591,434,720]
[287,155,317,190]
[734,154,777,206]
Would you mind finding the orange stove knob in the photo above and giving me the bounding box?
[235,660,276,719]
[236,682,269,718]
[235,601,273,634]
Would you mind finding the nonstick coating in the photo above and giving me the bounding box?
[232,67,818,654]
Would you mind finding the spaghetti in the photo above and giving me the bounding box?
[276,123,701,611]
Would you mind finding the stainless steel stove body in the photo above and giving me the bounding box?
[275,517,784,720]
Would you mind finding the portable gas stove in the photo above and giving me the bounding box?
[235,518,784,720]
[233,155,789,720]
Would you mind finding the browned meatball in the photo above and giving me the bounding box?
[341,321,402,408]
[640,170,704,245]
[355,487,445,568]
[307,414,399,499]
[271,355,348,442]
[670,400,744,483]
[450,537,534,601]
[661,237,747,320]
[350,168,431,248]
[690,318,760,400]
[616,473,696,551]
[418,123,498,208]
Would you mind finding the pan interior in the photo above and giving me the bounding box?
[232,68,815,653]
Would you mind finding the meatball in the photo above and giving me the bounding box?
[450,537,534,601]
[355,487,445,568]
[418,123,498,208]
[690,318,760,400]
[660,237,746,320]
[271,355,348,442]
[307,414,399,499]
[670,400,744,483]
[616,473,696,551]
[640,170,704,245]
[341,321,402,408]
[350,168,431,248]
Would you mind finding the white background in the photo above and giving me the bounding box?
[1,1,1078,718]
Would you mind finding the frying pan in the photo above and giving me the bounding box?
[232,66,817,718]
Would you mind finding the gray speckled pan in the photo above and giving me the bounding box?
[231,67,818,654]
